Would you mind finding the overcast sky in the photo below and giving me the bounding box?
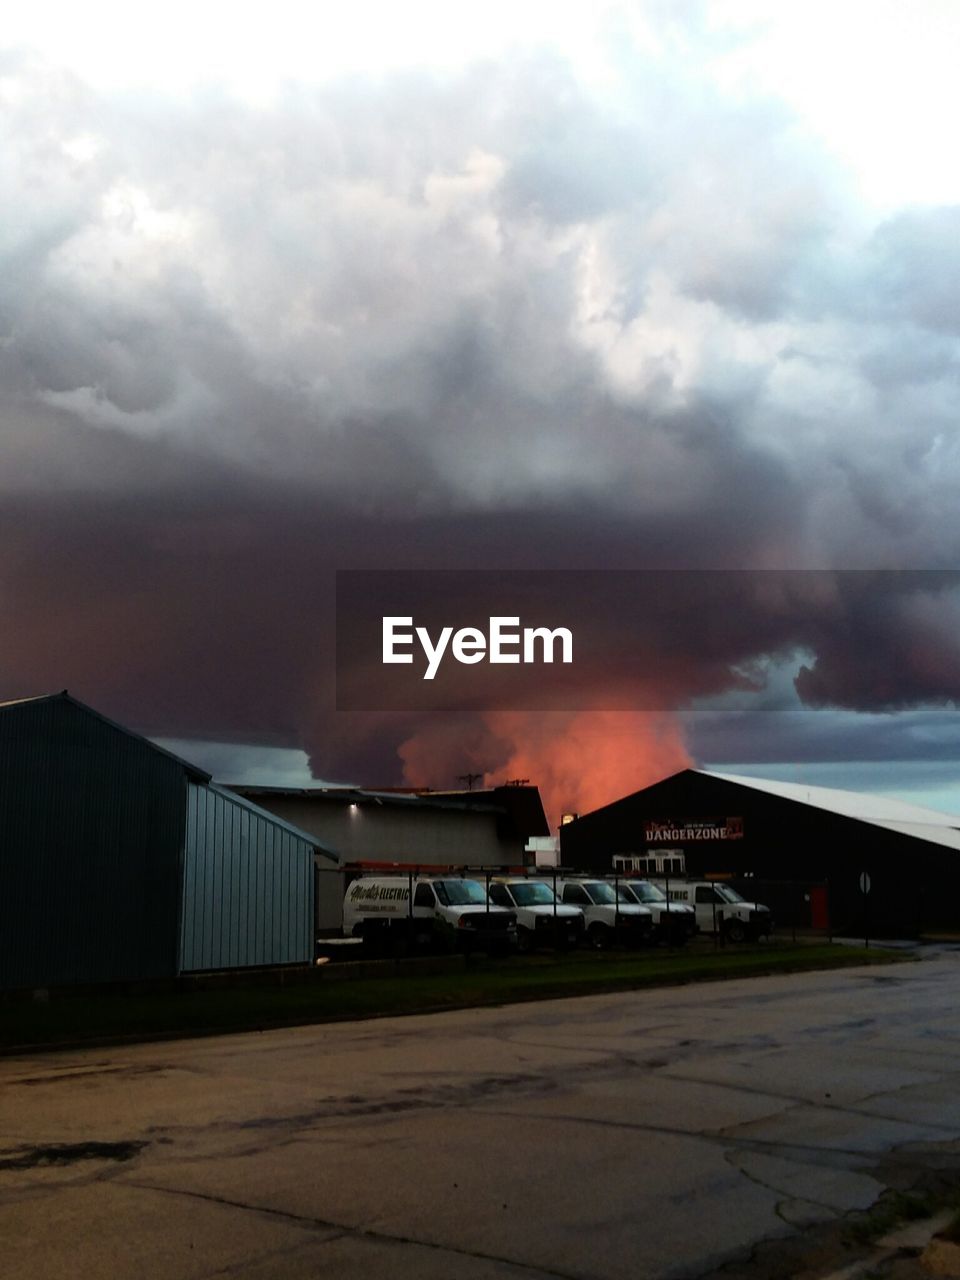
[5,2,960,822]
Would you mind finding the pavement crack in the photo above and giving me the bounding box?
[121,1179,587,1280]
[481,1105,883,1169]
[6,1064,174,1087]
[175,1070,564,1136]
[670,1071,960,1136]
[194,1234,352,1279]
[722,1148,839,1217]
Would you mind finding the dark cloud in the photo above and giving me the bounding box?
[795,576,960,711]
[2,37,960,799]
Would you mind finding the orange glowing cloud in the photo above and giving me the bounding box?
[399,709,691,831]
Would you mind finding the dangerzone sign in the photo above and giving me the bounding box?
[645,817,744,843]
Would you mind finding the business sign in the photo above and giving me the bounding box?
[645,817,744,843]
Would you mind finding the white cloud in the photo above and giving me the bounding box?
[1,16,959,555]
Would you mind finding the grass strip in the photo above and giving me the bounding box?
[1,943,904,1054]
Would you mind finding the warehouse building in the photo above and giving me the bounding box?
[559,768,960,936]
[0,693,337,991]
[228,784,550,933]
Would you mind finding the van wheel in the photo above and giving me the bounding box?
[725,921,747,944]
[517,926,534,954]
[588,923,610,950]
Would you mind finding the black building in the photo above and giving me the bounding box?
[560,768,960,937]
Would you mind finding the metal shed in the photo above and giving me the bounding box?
[0,692,339,990]
[180,782,333,972]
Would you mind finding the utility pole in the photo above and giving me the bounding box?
[457,772,484,791]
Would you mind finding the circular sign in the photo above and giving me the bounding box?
[859,872,871,895]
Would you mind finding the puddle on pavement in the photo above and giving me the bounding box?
[0,1140,146,1170]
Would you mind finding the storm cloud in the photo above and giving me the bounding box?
[3,17,960,816]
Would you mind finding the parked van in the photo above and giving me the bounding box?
[343,876,518,955]
[487,879,584,950]
[653,879,773,943]
[556,878,653,948]
[612,879,698,944]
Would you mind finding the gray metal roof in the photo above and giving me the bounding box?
[228,784,509,818]
[700,769,960,850]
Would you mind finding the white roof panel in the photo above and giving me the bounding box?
[699,770,960,831]
[863,820,960,852]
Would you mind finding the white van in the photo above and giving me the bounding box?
[653,880,773,943]
[612,879,698,944]
[556,878,653,948]
[343,875,518,955]
[487,879,584,950]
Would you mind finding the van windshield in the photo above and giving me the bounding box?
[584,882,616,904]
[433,880,487,906]
[509,882,556,906]
[625,881,666,903]
[716,885,745,904]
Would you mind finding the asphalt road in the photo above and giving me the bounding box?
[4,951,960,1280]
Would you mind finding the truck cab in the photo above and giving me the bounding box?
[613,879,698,944]
[556,878,653,949]
[487,879,584,950]
[656,880,772,943]
[343,875,517,955]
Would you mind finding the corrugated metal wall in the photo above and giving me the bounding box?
[0,697,186,989]
[180,783,315,972]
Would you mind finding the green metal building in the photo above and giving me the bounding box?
[0,693,336,990]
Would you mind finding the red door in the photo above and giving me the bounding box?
[810,885,829,930]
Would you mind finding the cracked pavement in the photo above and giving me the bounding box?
[3,952,960,1279]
